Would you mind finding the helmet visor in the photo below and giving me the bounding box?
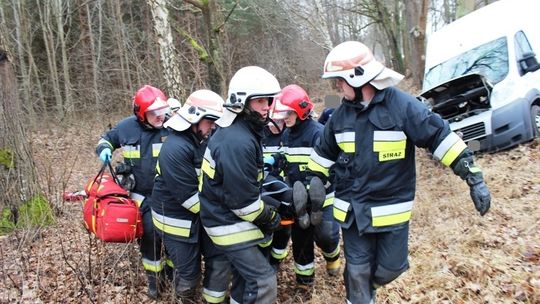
[146,107,169,117]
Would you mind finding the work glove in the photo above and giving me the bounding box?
[467,173,491,216]
[253,205,282,234]
[451,152,491,216]
[99,148,112,164]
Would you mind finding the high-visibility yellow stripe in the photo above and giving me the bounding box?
[333,208,347,222]
[322,244,340,259]
[152,217,191,237]
[271,247,289,260]
[123,150,140,158]
[338,142,355,153]
[372,211,412,227]
[152,143,162,157]
[98,138,113,149]
[294,262,315,276]
[258,238,272,248]
[307,159,330,177]
[233,199,264,222]
[286,154,311,163]
[142,258,164,273]
[203,288,227,303]
[323,192,334,208]
[182,193,200,214]
[165,259,174,268]
[156,161,161,175]
[208,229,264,246]
[441,140,467,166]
[201,159,215,179]
[373,140,406,152]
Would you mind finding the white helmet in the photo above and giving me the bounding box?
[218,66,281,127]
[322,41,404,89]
[167,98,182,112]
[164,89,224,131]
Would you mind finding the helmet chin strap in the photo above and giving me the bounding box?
[242,107,267,129]
[353,86,365,103]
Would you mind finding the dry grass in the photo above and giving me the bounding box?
[0,116,539,303]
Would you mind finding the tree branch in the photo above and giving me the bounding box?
[214,0,238,33]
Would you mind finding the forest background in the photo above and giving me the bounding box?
[1,0,539,303]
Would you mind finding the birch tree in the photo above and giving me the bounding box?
[148,0,184,99]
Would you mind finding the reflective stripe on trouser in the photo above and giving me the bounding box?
[225,246,276,304]
[140,205,163,273]
[201,229,230,303]
[161,234,201,293]
[342,221,409,303]
[270,225,291,263]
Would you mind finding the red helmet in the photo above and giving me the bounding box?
[277,84,313,120]
[133,85,168,122]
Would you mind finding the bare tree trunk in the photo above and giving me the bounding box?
[37,0,64,118]
[0,49,40,215]
[148,0,184,99]
[404,0,429,89]
[53,0,73,114]
[10,0,31,111]
[373,0,404,73]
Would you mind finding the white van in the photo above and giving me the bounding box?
[420,0,540,152]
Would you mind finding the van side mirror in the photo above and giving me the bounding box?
[519,52,540,74]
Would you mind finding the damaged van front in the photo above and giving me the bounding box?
[420,0,540,152]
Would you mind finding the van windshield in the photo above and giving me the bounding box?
[423,37,508,90]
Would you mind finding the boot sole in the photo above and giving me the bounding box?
[308,177,326,213]
[293,181,310,229]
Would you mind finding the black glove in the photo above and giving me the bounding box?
[253,205,281,234]
[451,152,491,216]
[467,174,491,216]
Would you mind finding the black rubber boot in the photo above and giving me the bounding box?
[308,176,326,226]
[146,271,159,299]
[293,181,310,229]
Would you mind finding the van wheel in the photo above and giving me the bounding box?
[532,105,540,137]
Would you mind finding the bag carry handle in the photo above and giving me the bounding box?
[90,162,121,219]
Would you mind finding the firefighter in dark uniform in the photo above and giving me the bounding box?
[268,85,341,289]
[151,89,230,303]
[306,41,492,303]
[199,66,282,304]
[95,85,171,299]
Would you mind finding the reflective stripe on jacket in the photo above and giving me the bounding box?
[96,115,168,196]
[200,117,270,250]
[308,87,466,233]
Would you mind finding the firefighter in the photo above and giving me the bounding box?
[306,41,491,303]
[151,89,231,303]
[267,85,341,289]
[199,66,282,304]
[95,85,170,299]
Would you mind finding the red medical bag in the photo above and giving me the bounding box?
[83,163,143,242]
